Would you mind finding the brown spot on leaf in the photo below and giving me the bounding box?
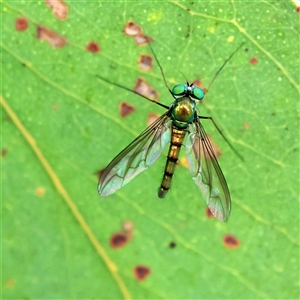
[122,220,134,240]
[138,54,153,71]
[205,207,214,218]
[45,0,68,20]
[169,241,176,248]
[37,25,67,48]
[35,187,45,197]
[207,135,221,158]
[86,41,100,53]
[243,122,249,129]
[134,34,153,46]
[134,78,159,101]
[119,102,136,118]
[249,56,258,65]
[189,134,221,159]
[6,279,15,287]
[124,21,142,36]
[223,234,240,248]
[177,157,188,168]
[147,112,160,126]
[110,233,128,249]
[109,221,134,249]
[15,17,28,31]
[122,221,134,233]
[192,79,208,94]
[96,168,105,182]
[1,149,8,157]
[123,20,152,46]
[133,265,151,281]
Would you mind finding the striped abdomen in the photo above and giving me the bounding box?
[158,127,187,198]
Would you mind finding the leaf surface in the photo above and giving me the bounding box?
[2,1,299,299]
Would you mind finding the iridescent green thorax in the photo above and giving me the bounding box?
[171,97,196,129]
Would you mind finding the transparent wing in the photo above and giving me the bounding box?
[98,112,171,196]
[185,119,231,221]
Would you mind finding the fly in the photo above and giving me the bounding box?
[97,41,244,222]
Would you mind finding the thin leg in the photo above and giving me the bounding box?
[96,74,169,110]
[146,38,175,99]
[207,42,245,92]
[199,115,244,161]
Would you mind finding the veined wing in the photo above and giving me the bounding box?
[185,119,231,221]
[98,112,171,196]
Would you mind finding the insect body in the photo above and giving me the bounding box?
[158,83,202,198]
[98,42,244,222]
[98,82,230,221]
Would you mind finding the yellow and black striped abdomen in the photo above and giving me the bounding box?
[158,127,187,198]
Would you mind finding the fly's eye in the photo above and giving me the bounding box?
[172,84,186,96]
[193,87,205,100]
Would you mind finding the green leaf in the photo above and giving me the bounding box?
[2,1,299,299]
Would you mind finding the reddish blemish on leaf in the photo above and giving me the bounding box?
[96,168,105,181]
[189,134,221,159]
[123,20,152,46]
[243,122,249,129]
[223,234,241,248]
[134,78,159,101]
[205,207,214,218]
[122,220,134,234]
[119,102,136,118]
[37,25,67,48]
[138,54,153,71]
[192,79,208,94]
[134,34,153,46]
[147,113,160,126]
[109,221,134,249]
[86,41,100,53]
[110,233,128,249]
[6,279,15,287]
[207,135,221,157]
[122,220,134,240]
[249,56,258,65]
[1,149,8,157]
[15,17,28,31]
[133,265,151,281]
[45,0,68,20]
[35,187,45,197]
[124,21,142,36]
[177,157,188,168]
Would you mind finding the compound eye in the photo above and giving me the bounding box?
[172,84,186,96]
[193,87,205,100]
